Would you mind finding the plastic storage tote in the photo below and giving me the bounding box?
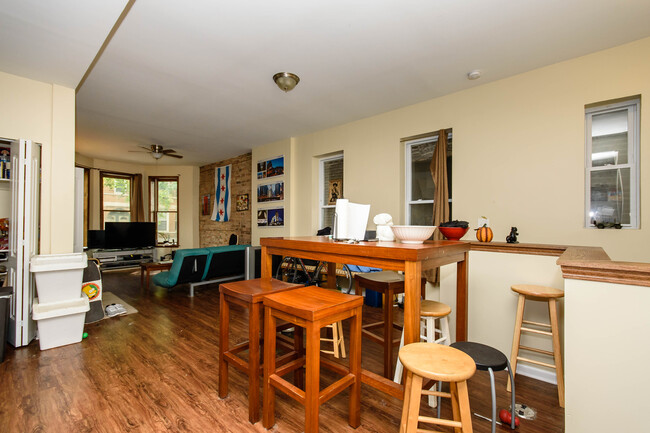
[30,253,88,303]
[32,297,89,350]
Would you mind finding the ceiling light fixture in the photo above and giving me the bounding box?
[151,144,163,159]
[273,72,300,92]
[467,70,482,80]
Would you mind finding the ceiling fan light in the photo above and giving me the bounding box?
[152,151,163,159]
[273,72,300,92]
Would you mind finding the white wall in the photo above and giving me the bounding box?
[252,36,650,262]
[0,71,76,254]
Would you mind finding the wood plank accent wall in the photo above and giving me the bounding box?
[469,241,650,287]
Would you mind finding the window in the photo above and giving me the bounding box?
[149,176,179,246]
[404,132,452,225]
[319,154,343,229]
[585,98,639,228]
[101,173,131,228]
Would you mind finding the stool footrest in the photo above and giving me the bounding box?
[270,373,305,404]
[362,329,385,345]
[520,345,554,357]
[522,319,551,328]
[362,321,384,330]
[418,414,462,428]
[321,358,350,376]
[319,374,355,406]
[517,356,557,369]
[421,389,451,398]
[275,357,306,377]
[229,341,249,355]
[224,351,249,373]
[521,326,553,336]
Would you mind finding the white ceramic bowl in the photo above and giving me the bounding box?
[390,225,436,244]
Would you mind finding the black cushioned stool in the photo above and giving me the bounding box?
[450,342,517,433]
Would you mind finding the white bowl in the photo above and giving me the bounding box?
[391,225,436,244]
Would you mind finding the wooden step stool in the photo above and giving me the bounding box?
[218,278,303,423]
[262,286,363,433]
[508,284,565,407]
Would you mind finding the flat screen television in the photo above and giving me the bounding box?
[104,222,156,250]
[87,230,106,249]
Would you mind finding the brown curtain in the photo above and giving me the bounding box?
[130,174,145,222]
[424,129,450,284]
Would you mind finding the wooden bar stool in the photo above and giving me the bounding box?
[353,270,426,378]
[262,286,363,433]
[399,342,476,433]
[218,278,303,424]
[507,284,565,408]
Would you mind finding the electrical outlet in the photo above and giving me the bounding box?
[478,216,489,227]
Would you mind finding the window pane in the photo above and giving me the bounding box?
[409,203,433,226]
[103,177,131,211]
[410,141,435,201]
[589,168,631,225]
[321,207,336,230]
[104,211,131,224]
[157,181,178,211]
[591,110,628,167]
[156,212,178,245]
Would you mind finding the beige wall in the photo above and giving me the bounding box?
[254,36,650,262]
[0,71,76,254]
[564,278,650,432]
[79,156,200,250]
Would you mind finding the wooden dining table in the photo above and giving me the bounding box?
[260,236,470,399]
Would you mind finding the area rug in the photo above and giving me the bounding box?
[102,292,138,318]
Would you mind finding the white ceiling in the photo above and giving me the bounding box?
[2,0,650,166]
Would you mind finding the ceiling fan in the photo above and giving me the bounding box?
[130,144,183,159]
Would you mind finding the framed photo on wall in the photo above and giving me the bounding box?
[236,194,249,211]
[328,179,342,205]
[257,181,284,203]
[267,208,284,226]
[257,209,268,226]
[257,156,284,179]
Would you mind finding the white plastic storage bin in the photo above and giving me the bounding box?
[32,297,89,350]
[30,253,87,303]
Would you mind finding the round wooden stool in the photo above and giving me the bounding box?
[218,278,303,423]
[399,342,476,433]
[262,286,363,433]
[508,284,565,408]
[353,270,426,379]
[451,341,517,433]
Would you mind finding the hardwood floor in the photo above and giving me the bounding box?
[0,268,564,432]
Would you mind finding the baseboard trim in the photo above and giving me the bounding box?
[514,363,557,385]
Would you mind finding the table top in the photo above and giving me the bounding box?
[260,236,469,269]
[140,261,172,270]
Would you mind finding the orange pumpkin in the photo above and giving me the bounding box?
[476,225,493,242]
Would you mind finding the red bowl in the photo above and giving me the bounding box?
[438,226,469,240]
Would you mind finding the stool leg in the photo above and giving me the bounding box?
[399,369,414,433]
[506,358,516,430]
[248,302,261,424]
[507,294,526,392]
[440,316,451,345]
[450,381,462,433]
[437,380,442,419]
[218,292,230,398]
[394,330,405,383]
[455,380,473,433]
[305,322,321,433]
[549,298,565,408]
[331,322,340,358]
[337,320,347,358]
[404,371,423,433]
[348,307,362,428]
[294,326,304,389]
[262,307,277,429]
[488,368,496,433]
[424,317,437,408]
[385,288,395,378]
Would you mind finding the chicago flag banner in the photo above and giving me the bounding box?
[211,164,231,222]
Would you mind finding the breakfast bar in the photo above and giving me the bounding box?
[260,236,470,398]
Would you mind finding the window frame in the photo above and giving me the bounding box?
[149,175,180,247]
[585,98,640,229]
[404,131,452,225]
[100,172,132,228]
[319,153,344,229]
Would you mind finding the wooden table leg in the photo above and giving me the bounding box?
[456,251,469,342]
[263,306,277,429]
[219,292,230,398]
[403,261,422,348]
[305,321,321,433]
[248,302,261,423]
[261,246,272,279]
[348,306,362,428]
[384,287,394,379]
[327,261,336,290]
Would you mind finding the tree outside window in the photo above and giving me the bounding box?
[149,176,179,246]
[101,173,131,227]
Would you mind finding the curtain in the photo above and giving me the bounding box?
[130,174,145,222]
[424,129,450,284]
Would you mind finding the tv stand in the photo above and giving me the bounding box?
[92,248,156,269]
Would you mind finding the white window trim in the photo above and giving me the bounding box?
[319,153,343,229]
[585,98,640,229]
[404,133,451,224]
